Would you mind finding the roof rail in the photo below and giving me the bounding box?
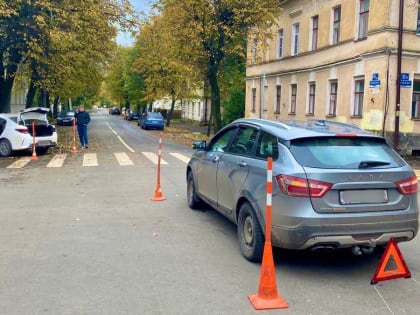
[244,118,291,130]
[307,119,364,131]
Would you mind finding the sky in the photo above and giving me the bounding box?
[116,0,154,46]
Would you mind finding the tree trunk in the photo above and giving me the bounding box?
[53,95,59,118]
[207,63,222,132]
[26,80,37,108]
[0,48,22,113]
[166,96,176,127]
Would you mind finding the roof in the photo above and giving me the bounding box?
[231,118,383,141]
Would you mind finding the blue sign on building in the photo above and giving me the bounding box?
[400,73,412,87]
[369,72,380,87]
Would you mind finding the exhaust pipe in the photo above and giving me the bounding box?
[360,246,375,255]
[351,245,362,256]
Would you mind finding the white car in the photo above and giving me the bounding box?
[0,107,58,157]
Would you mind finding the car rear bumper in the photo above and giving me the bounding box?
[270,216,419,250]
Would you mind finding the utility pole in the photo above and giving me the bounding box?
[394,0,404,151]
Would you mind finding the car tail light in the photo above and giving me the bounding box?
[15,128,29,134]
[395,176,418,195]
[275,174,333,198]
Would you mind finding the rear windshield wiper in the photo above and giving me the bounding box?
[358,160,391,168]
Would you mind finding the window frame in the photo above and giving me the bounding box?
[353,78,365,116]
[412,80,420,119]
[277,29,284,58]
[292,23,300,56]
[275,85,281,114]
[358,0,370,39]
[311,15,319,51]
[308,83,316,115]
[251,88,256,112]
[290,84,297,114]
[328,81,338,116]
[332,6,341,44]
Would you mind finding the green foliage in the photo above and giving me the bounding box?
[0,0,137,112]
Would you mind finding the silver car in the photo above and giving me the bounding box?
[186,118,419,262]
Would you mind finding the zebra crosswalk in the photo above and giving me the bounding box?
[3,151,192,169]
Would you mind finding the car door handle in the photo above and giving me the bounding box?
[212,156,220,163]
[238,161,247,167]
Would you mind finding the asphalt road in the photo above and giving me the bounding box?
[0,110,419,315]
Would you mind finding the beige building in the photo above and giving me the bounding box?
[246,0,420,154]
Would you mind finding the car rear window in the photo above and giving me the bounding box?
[149,112,162,118]
[290,137,405,169]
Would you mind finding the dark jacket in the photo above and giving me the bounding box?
[76,111,91,126]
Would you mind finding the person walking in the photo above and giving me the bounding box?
[75,105,91,148]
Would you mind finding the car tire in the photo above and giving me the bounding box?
[0,138,13,157]
[237,202,264,262]
[187,171,202,209]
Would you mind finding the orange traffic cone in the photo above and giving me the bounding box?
[71,118,78,154]
[151,182,165,201]
[151,133,166,201]
[248,242,288,310]
[248,157,288,310]
[31,122,38,160]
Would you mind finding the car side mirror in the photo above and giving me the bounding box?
[192,140,207,150]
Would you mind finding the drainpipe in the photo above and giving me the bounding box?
[394,0,404,151]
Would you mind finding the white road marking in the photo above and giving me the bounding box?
[6,157,32,169]
[169,152,190,164]
[114,152,134,166]
[105,122,135,152]
[142,152,168,165]
[46,154,67,168]
[83,153,98,167]
[117,135,135,152]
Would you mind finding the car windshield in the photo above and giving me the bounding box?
[290,137,405,169]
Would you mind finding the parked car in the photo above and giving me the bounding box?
[138,112,164,130]
[57,110,75,126]
[0,107,58,157]
[125,109,140,121]
[109,107,120,115]
[186,118,419,262]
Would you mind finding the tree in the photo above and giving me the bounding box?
[0,0,136,113]
[155,0,282,132]
[132,12,200,126]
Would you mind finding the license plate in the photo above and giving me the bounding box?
[339,189,388,205]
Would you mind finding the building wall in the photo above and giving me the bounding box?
[246,0,420,154]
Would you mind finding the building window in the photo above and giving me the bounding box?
[311,16,318,50]
[412,80,420,118]
[329,81,338,115]
[417,1,420,34]
[308,83,315,114]
[251,88,256,112]
[332,6,341,44]
[358,0,370,39]
[275,85,281,113]
[277,29,284,58]
[292,23,299,56]
[290,84,297,114]
[251,38,257,64]
[353,79,365,116]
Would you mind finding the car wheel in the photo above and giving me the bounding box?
[0,138,13,157]
[237,202,264,262]
[187,171,202,209]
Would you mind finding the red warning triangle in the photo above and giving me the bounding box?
[371,238,411,284]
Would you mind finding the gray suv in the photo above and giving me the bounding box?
[186,118,419,262]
